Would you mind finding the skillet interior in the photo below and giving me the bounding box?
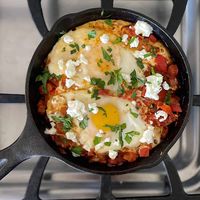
[26,8,192,174]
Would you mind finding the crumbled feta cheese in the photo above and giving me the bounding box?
[79,54,88,65]
[88,103,98,114]
[65,59,80,78]
[65,131,77,142]
[155,110,168,122]
[65,79,75,88]
[131,101,136,106]
[122,73,131,83]
[83,76,91,82]
[133,49,152,60]
[140,125,154,144]
[130,37,139,48]
[85,45,91,51]
[100,34,109,44]
[134,20,153,37]
[57,59,64,70]
[95,142,104,151]
[67,100,87,121]
[144,73,163,100]
[63,35,74,43]
[44,122,56,135]
[122,34,129,44]
[83,143,91,151]
[108,150,118,160]
[162,81,170,90]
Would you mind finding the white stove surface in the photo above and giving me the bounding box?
[0,0,199,199]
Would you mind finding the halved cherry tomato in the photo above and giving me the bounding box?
[149,34,157,43]
[138,145,150,157]
[155,54,168,74]
[168,64,178,78]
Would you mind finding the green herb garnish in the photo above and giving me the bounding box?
[105,68,123,85]
[71,146,82,156]
[125,134,132,144]
[79,116,89,129]
[97,58,103,67]
[165,91,171,105]
[93,136,102,145]
[113,37,122,44]
[101,47,115,65]
[128,36,136,44]
[88,30,96,39]
[91,88,100,100]
[144,53,152,58]
[124,130,140,144]
[81,44,86,48]
[97,106,107,117]
[151,66,156,75]
[90,77,105,89]
[104,141,111,146]
[107,47,112,53]
[52,115,72,132]
[62,47,66,52]
[131,92,137,98]
[130,109,138,118]
[104,19,112,26]
[69,42,79,54]
[136,58,144,69]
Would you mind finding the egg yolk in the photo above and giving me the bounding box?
[90,103,120,132]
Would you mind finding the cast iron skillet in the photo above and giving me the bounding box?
[0,0,192,179]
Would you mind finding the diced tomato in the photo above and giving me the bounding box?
[168,64,178,78]
[158,89,167,101]
[138,145,150,157]
[141,86,146,97]
[123,152,137,162]
[159,104,172,114]
[121,25,136,37]
[155,54,168,74]
[98,89,111,96]
[149,34,157,43]
[170,97,182,112]
[55,123,65,135]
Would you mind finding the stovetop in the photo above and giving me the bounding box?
[0,0,200,199]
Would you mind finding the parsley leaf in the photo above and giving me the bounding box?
[71,146,82,156]
[165,91,171,105]
[130,109,138,118]
[88,30,96,39]
[91,88,100,100]
[90,77,105,89]
[104,141,111,146]
[144,53,152,58]
[105,68,123,85]
[97,58,103,67]
[125,134,132,144]
[104,19,112,26]
[36,70,61,94]
[93,136,102,145]
[136,58,144,69]
[105,123,126,147]
[151,66,156,75]
[131,91,137,98]
[101,47,115,65]
[97,106,107,117]
[125,130,140,136]
[79,116,89,129]
[69,42,79,54]
[113,37,122,44]
[130,70,138,88]
[124,130,140,144]
[52,115,72,132]
[128,36,136,45]
[81,44,86,48]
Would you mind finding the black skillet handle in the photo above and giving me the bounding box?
[0,115,53,180]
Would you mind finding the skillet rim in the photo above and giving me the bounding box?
[25,7,193,175]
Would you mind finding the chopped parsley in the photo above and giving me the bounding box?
[128,36,136,44]
[105,68,123,85]
[88,30,96,39]
[125,130,140,136]
[107,47,112,53]
[62,47,66,52]
[105,123,126,147]
[136,58,144,69]
[144,52,152,58]
[124,130,140,144]
[97,58,103,67]
[113,37,122,44]
[79,116,89,129]
[93,136,102,145]
[117,85,125,95]
[69,42,79,54]
[90,77,105,89]
[165,91,171,105]
[104,19,112,26]
[101,47,115,65]
[125,134,132,144]
[130,70,145,88]
[97,106,107,117]
[104,141,111,146]
[151,66,156,75]
[131,91,137,98]
[150,46,157,57]
[91,88,100,100]
[81,44,86,48]
[35,70,61,94]
[130,109,138,118]
[71,146,82,156]
[52,115,72,132]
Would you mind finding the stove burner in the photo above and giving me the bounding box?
[0,0,200,199]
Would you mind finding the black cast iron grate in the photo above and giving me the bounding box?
[0,0,200,199]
